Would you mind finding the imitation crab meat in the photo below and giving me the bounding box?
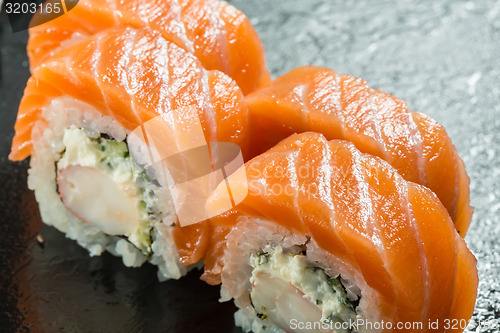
[57,165,140,236]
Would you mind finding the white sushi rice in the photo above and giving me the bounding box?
[28,97,192,280]
[220,218,379,333]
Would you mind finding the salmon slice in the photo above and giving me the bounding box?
[245,66,473,236]
[203,132,478,331]
[28,0,270,94]
[10,25,249,165]
[10,25,252,274]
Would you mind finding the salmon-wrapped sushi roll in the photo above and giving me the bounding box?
[203,132,478,333]
[9,26,249,280]
[246,66,472,236]
[28,0,270,94]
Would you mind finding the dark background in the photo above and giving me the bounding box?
[1,0,499,332]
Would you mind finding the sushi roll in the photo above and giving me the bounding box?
[28,0,270,94]
[202,132,478,333]
[245,66,472,236]
[9,26,249,280]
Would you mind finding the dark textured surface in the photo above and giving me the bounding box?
[1,0,499,332]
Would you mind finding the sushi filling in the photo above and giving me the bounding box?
[56,126,160,255]
[249,245,359,332]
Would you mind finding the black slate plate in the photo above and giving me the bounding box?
[0,10,240,333]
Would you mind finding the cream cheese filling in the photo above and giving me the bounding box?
[56,126,159,255]
[249,245,358,332]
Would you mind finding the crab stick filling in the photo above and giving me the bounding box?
[56,126,158,255]
[249,245,359,333]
